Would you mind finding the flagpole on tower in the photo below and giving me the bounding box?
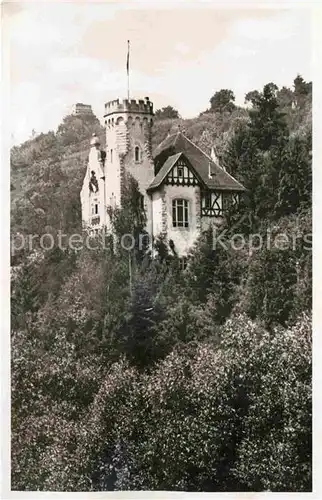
[127,40,130,101]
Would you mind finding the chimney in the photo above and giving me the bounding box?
[211,145,226,171]
[211,146,218,163]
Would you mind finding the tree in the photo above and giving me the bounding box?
[117,270,166,368]
[244,246,297,328]
[247,83,288,150]
[56,113,103,147]
[275,131,312,217]
[11,75,312,492]
[11,260,40,331]
[12,158,83,238]
[232,314,311,491]
[222,82,291,225]
[293,75,312,109]
[210,89,236,113]
[277,86,294,109]
[154,106,180,120]
[244,90,260,106]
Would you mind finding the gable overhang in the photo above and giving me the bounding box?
[147,152,207,194]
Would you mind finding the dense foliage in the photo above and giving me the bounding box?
[209,89,236,113]
[154,105,180,120]
[11,75,312,491]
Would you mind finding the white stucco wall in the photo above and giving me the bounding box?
[151,191,163,237]
[163,184,201,256]
[105,121,122,209]
[80,145,106,229]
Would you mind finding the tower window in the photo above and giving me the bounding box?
[134,146,141,162]
[91,203,99,215]
[172,199,189,228]
[110,149,113,163]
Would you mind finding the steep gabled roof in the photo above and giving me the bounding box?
[153,131,245,192]
[148,152,203,192]
[148,152,182,191]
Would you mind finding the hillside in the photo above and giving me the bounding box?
[11,78,311,213]
[11,77,312,492]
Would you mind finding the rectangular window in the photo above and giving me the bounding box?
[222,193,229,211]
[95,204,98,214]
[110,149,113,163]
[204,192,212,208]
[179,257,188,270]
[172,199,189,228]
[213,192,222,216]
[201,191,224,216]
[177,166,184,178]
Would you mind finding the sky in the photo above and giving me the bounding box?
[4,1,312,145]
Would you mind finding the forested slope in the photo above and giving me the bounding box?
[10,75,312,492]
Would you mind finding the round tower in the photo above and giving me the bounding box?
[103,96,155,234]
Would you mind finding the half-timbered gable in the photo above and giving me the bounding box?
[147,152,203,192]
[165,156,199,187]
[153,131,245,193]
[147,130,245,255]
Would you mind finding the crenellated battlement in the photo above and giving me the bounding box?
[104,96,154,117]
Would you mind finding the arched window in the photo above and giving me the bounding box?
[134,146,141,162]
[172,199,189,228]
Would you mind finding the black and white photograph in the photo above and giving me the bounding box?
[4,0,314,495]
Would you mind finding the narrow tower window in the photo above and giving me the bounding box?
[110,149,113,163]
[91,203,99,215]
[135,146,141,162]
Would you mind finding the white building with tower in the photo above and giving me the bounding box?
[80,96,245,256]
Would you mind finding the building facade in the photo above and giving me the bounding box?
[72,103,93,116]
[80,97,245,255]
